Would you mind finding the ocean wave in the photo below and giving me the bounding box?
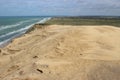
[36,17,51,24]
[0,24,34,39]
[0,17,51,47]
[0,19,38,31]
[0,31,25,47]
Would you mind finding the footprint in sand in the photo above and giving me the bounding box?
[33,59,72,74]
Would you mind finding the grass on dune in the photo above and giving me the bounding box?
[45,17,120,27]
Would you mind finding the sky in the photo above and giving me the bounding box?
[0,0,120,16]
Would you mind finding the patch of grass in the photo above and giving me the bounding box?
[45,17,120,27]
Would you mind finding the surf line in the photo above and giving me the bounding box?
[0,17,52,47]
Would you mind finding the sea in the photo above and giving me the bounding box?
[0,16,51,47]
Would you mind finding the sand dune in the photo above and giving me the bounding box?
[0,25,120,80]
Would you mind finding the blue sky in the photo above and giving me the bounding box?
[0,0,120,16]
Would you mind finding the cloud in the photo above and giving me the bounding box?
[0,0,120,16]
[86,0,120,9]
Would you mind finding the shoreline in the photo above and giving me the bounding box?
[1,17,120,79]
[0,17,52,48]
[1,16,120,48]
[1,24,120,80]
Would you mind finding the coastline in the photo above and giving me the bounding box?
[1,17,120,80]
[0,17,51,48]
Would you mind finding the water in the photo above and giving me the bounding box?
[0,16,51,47]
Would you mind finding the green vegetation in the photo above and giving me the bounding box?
[45,17,120,27]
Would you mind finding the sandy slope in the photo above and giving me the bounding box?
[0,25,120,80]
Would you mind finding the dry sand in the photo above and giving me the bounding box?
[0,25,120,80]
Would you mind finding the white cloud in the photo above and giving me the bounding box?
[0,0,120,16]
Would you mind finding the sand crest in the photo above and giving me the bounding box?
[0,25,120,80]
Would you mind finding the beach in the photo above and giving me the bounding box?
[1,17,120,80]
[0,17,51,48]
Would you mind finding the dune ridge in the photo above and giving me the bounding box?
[0,25,120,80]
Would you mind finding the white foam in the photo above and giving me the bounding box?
[0,31,25,47]
[0,24,33,39]
[0,17,51,47]
[0,19,38,31]
[36,17,51,24]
